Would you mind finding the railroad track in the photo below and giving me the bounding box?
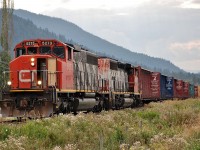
[0,117,31,124]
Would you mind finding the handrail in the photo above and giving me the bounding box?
[1,70,62,89]
[2,70,62,73]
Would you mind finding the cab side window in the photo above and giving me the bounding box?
[53,46,65,59]
[68,48,72,60]
[16,48,26,57]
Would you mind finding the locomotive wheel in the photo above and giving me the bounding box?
[72,98,79,115]
[131,97,137,108]
[92,103,102,113]
[131,97,142,108]
[103,98,109,111]
[138,100,144,107]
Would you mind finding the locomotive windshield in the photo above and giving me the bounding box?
[28,47,37,54]
[39,46,51,54]
[53,46,65,59]
[16,48,26,57]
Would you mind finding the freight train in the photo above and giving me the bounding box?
[0,39,199,118]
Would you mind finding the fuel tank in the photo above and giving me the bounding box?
[76,98,98,111]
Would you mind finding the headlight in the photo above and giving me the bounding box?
[7,81,12,86]
[31,58,35,62]
[31,62,35,67]
[37,80,42,85]
[31,58,35,67]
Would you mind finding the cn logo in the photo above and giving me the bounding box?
[153,76,157,81]
[177,81,182,90]
[19,70,34,82]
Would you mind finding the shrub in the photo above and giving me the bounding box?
[138,111,160,122]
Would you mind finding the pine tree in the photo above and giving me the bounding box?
[0,0,14,98]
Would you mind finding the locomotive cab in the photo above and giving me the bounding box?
[10,40,61,90]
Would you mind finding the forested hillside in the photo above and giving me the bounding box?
[13,15,66,45]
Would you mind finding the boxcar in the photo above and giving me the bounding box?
[173,79,184,99]
[198,86,200,98]
[194,85,198,98]
[160,75,174,100]
[183,81,189,99]
[189,84,195,98]
[134,66,161,101]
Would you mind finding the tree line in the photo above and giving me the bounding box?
[0,0,14,99]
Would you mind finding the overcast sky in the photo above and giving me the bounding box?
[14,0,200,73]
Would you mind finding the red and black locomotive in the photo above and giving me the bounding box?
[0,39,198,118]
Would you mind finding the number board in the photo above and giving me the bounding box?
[41,41,53,46]
[25,41,35,46]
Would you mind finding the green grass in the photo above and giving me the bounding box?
[0,99,200,149]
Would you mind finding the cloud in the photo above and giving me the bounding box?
[174,59,200,73]
[61,0,70,3]
[180,0,200,8]
[56,0,152,11]
[192,0,200,4]
[116,13,129,16]
[170,40,200,51]
[148,0,184,6]
[169,40,200,63]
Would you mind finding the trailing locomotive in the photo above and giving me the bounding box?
[0,39,198,118]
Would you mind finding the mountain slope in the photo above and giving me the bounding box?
[14,9,183,73]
